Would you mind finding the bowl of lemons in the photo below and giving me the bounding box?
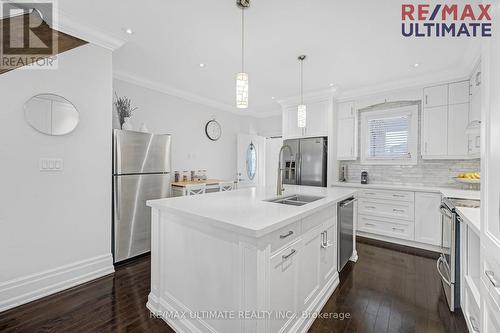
[455,172,481,184]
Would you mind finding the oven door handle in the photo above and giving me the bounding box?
[437,256,451,286]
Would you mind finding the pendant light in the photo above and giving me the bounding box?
[297,55,307,128]
[236,0,250,109]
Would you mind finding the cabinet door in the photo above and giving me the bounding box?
[337,117,356,160]
[306,100,329,137]
[269,243,299,333]
[424,85,448,108]
[320,224,337,283]
[449,81,470,105]
[414,192,442,246]
[298,229,321,311]
[283,107,302,139]
[338,101,355,119]
[447,103,469,157]
[422,106,448,157]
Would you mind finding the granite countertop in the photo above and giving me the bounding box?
[147,185,356,237]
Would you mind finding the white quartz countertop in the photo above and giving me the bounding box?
[331,182,480,200]
[457,207,481,235]
[147,185,357,238]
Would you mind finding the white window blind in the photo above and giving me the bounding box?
[367,115,411,159]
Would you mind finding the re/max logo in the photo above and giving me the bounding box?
[401,4,492,37]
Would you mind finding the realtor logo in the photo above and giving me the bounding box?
[0,0,58,70]
[401,4,492,37]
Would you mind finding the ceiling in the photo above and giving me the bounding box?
[58,0,480,116]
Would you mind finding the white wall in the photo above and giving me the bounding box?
[0,44,114,311]
[113,78,263,181]
[254,115,282,138]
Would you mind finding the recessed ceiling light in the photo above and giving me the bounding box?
[413,63,420,68]
[123,28,134,35]
[271,96,275,100]
[199,63,206,68]
[329,83,335,87]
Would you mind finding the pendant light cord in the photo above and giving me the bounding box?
[241,8,245,72]
[300,59,303,105]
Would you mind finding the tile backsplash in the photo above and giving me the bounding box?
[342,159,480,188]
[340,101,481,189]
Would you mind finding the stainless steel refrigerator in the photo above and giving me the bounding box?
[283,137,327,187]
[112,129,171,263]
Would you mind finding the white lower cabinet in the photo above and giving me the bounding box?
[298,227,322,311]
[355,188,443,250]
[320,223,337,284]
[270,242,300,333]
[414,192,442,246]
[268,206,338,333]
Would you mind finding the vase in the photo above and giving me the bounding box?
[122,118,133,130]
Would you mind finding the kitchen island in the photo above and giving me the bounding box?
[146,185,357,333]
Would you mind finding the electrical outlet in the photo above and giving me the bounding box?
[39,158,63,171]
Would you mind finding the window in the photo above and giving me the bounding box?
[360,105,418,165]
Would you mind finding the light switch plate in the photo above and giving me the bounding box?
[39,158,63,171]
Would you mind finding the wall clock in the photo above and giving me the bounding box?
[205,120,222,141]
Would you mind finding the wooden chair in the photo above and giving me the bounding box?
[185,183,206,196]
[218,181,234,192]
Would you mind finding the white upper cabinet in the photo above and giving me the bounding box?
[414,192,442,246]
[336,101,358,160]
[306,100,329,137]
[470,63,482,123]
[283,106,302,139]
[422,80,472,159]
[282,100,329,139]
[422,106,448,157]
[423,84,448,108]
[449,81,470,105]
[447,103,470,157]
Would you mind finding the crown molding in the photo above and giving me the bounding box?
[56,9,126,51]
[277,88,337,108]
[114,70,281,118]
[336,67,471,101]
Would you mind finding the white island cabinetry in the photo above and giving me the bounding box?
[147,186,356,333]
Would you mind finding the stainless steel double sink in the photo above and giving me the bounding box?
[264,194,325,206]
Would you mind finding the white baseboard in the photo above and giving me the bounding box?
[0,253,114,313]
[357,231,441,253]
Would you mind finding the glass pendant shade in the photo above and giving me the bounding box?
[236,72,249,109]
[297,104,306,128]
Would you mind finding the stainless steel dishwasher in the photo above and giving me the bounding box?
[338,197,356,272]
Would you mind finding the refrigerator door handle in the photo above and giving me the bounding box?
[297,153,301,185]
[115,177,121,221]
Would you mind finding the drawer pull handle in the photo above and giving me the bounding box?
[485,270,500,287]
[321,230,333,249]
[365,206,376,209]
[469,315,480,332]
[393,209,405,213]
[392,227,405,232]
[282,249,296,260]
[279,231,294,239]
[365,223,376,227]
[392,194,405,197]
[365,192,376,195]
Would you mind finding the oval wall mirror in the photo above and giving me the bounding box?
[24,94,79,136]
[246,142,257,180]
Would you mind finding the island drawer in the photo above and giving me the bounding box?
[301,205,336,233]
[266,221,300,253]
[358,215,414,240]
[358,189,414,202]
[358,198,414,221]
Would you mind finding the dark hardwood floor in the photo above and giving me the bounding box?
[0,239,467,333]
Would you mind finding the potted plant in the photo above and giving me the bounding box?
[114,93,138,129]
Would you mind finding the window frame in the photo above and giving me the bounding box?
[360,105,418,165]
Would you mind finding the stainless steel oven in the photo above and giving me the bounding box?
[438,197,480,312]
[438,198,459,311]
